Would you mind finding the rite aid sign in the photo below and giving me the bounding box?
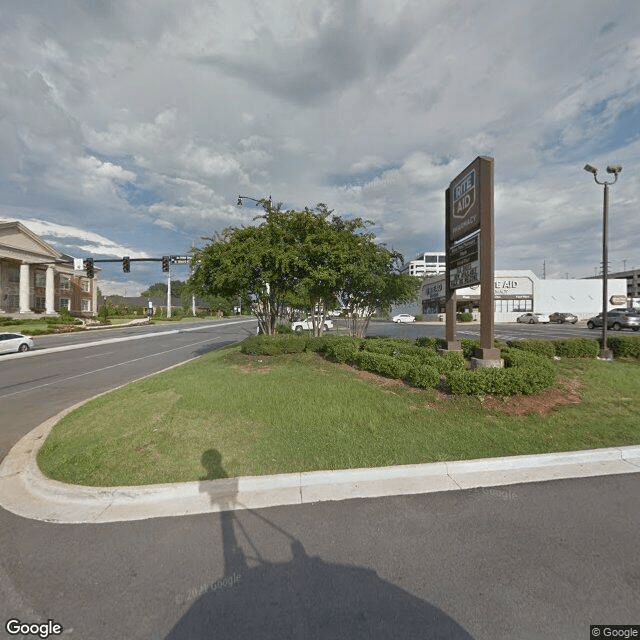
[449,157,485,243]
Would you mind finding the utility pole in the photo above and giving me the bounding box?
[167,265,172,319]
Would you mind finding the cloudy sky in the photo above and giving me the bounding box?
[1,0,639,295]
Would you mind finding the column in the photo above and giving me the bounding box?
[45,265,56,314]
[19,263,30,314]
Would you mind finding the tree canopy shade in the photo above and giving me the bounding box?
[189,200,419,336]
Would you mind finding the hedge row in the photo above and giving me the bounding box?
[446,348,557,395]
[607,336,640,358]
[509,337,601,359]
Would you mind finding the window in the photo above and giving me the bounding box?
[8,267,19,283]
[59,298,70,311]
[35,297,46,309]
[81,299,91,312]
[34,271,46,288]
[59,275,70,291]
[81,279,90,292]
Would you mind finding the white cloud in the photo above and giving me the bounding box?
[0,0,639,290]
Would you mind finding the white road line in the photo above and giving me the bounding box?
[0,337,218,399]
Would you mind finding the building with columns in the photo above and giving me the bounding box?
[0,221,97,317]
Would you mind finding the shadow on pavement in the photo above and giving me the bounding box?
[165,450,476,640]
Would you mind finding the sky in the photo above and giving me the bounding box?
[1,0,639,295]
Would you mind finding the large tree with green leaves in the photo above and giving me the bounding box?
[189,200,419,336]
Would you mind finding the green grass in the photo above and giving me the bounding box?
[37,347,640,486]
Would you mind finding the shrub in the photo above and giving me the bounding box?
[414,314,423,322]
[405,364,440,389]
[275,323,293,334]
[415,336,444,350]
[355,351,412,380]
[607,335,640,359]
[361,337,412,355]
[457,312,473,322]
[554,338,599,358]
[509,339,556,359]
[460,338,481,359]
[324,337,362,364]
[446,348,556,396]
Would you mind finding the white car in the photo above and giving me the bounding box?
[392,314,415,323]
[0,332,34,354]
[516,313,550,324]
[291,317,333,332]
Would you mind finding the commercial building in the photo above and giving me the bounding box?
[586,268,640,306]
[419,270,628,322]
[0,221,97,317]
[400,252,446,278]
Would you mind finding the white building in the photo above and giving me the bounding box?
[401,252,446,278]
[417,270,627,322]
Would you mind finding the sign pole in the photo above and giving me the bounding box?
[444,187,460,351]
[473,157,502,367]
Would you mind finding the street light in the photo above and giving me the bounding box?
[237,195,272,207]
[584,163,622,360]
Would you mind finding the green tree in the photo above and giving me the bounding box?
[189,200,419,336]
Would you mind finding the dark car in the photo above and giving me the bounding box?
[586,311,640,331]
[549,312,578,324]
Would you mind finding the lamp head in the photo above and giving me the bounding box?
[583,164,597,174]
[606,164,622,174]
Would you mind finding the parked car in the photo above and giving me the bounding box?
[516,313,550,324]
[291,317,333,332]
[392,314,415,323]
[549,312,578,324]
[0,332,34,354]
[586,311,640,331]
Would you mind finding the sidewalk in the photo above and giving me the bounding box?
[1,404,639,524]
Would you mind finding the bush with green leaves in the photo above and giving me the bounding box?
[405,364,441,389]
[606,335,640,359]
[240,334,309,356]
[355,351,413,380]
[324,337,362,364]
[458,312,473,322]
[509,339,557,359]
[554,338,599,358]
[446,348,556,396]
[415,336,444,350]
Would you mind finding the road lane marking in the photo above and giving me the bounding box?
[0,337,221,399]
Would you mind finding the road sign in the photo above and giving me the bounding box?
[170,256,190,265]
[610,295,627,305]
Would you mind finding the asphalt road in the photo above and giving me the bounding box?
[1,318,638,639]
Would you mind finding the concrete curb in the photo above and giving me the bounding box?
[1,405,639,523]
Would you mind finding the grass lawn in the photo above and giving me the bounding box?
[37,347,640,486]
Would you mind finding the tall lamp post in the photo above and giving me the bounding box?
[584,163,622,360]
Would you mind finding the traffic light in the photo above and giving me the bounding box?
[123,256,130,273]
[162,256,170,272]
[84,258,94,279]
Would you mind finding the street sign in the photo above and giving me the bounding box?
[73,258,84,271]
[448,234,480,290]
[170,256,190,265]
[610,295,627,305]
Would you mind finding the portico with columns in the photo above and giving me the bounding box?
[0,221,96,317]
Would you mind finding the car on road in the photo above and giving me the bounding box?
[516,313,550,324]
[291,317,333,332]
[586,311,640,331]
[392,314,416,323]
[549,312,578,324]
[0,332,34,354]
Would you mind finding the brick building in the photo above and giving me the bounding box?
[0,221,97,317]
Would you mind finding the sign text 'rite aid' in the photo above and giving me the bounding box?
[449,160,482,243]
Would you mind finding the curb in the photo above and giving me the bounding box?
[1,406,639,523]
